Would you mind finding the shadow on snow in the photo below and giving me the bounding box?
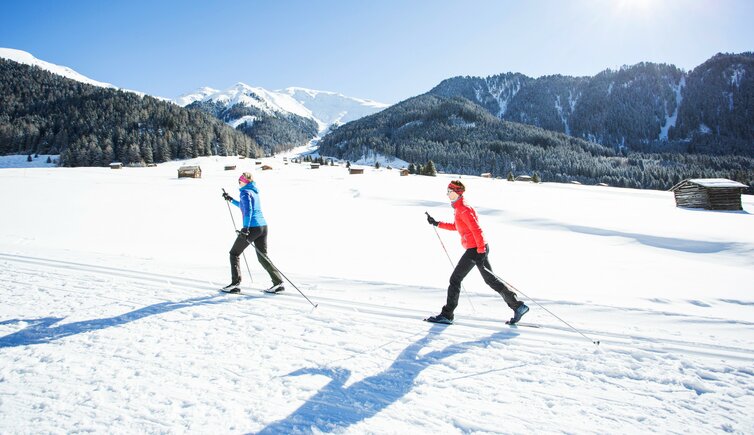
[0,294,229,348]
[257,325,519,434]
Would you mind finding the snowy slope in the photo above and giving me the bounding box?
[0,47,115,88]
[176,84,388,132]
[282,87,389,127]
[0,48,171,100]
[1,156,753,433]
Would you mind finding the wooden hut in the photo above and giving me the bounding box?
[224,165,236,171]
[255,161,262,165]
[400,169,410,176]
[109,162,123,169]
[514,175,532,182]
[261,165,273,171]
[349,168,364,175]
[670,178,747,210]
[178,166,202,178]
[481,173,492,178]
[146,163,157,167]
[310,163,320,169]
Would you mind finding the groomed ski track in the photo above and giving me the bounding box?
[4,252,753,363]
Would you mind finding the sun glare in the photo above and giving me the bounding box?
[616,0,655,12]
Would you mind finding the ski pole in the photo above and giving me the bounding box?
[481,265,600,346]
[251,244,318,308]
[222,188,253,284]
[426,212,476,313]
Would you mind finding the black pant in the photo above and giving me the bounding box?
[441,244,520,320]
[229,225,283,285]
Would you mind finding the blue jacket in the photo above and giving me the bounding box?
[232,182,267,228]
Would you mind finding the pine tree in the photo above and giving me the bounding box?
[532,172,541,183]
[507,171,515,181]
[424,160,437,176]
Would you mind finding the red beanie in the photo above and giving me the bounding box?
[448,180,465,194]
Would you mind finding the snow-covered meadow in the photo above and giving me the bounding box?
[1,154,753,433]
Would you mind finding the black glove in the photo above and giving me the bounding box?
[475,247,488,263]
[426,214,439,226]
[222,192,233,201]
[237,227,250,237]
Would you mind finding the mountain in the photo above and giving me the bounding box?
[0,56,262,166]
[318,94,754,190]
[280,87,389,130]
[0,47,116,89]
[177,84,388,154]
[428,53,754,156]
[0,47,172,100]
[672,53,754,153]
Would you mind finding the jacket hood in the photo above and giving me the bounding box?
[240,182,259,193]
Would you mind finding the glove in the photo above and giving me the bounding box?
[237,227,250,237]
[222,192,233,201]
[475,247,487,262]
[426,214,439,226]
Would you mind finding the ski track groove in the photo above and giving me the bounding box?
[2,252,753,363]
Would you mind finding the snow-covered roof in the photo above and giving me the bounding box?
[687,178,748,189]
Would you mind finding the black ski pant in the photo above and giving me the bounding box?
[441,244,520,320]
[229,225,283,286]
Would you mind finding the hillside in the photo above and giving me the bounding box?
[0,58,261,166]
[317,94,754,190]
[1,156,753,432]
[429,53,754,156]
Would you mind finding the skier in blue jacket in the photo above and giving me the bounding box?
[222,172,284,293]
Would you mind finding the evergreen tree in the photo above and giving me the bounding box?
[424,160,437,176]
[507,171,514,181]
[532,172,541,183]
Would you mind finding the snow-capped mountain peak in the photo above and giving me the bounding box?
[0,47,115,89]
[174,86,219,107]
[176,84,388,132]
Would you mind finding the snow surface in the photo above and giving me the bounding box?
[1,155,753,433]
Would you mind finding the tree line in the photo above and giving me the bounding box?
[319,94,754,192]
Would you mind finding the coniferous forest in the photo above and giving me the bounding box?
[0,59,262,166]
[318,95,754,192]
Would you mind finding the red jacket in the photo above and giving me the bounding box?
[438,196,487,253]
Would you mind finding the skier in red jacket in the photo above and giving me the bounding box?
[425,180,529,325]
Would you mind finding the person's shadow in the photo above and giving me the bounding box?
[0,294,230,348]
[257,325,519,434]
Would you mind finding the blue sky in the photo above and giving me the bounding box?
[1,0,752,103]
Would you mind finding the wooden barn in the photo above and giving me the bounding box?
[670,178,747,210]
[224,165,236,171]
[480,173,492,178]
[261,165,273,171]
[349,168,364,175]
[310,163,320,169]
[400,169,410,176]
[177,166,202,178]
[514,175,532,182]
[109,162,123,169]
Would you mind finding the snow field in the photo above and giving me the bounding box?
[1,155,753,433]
